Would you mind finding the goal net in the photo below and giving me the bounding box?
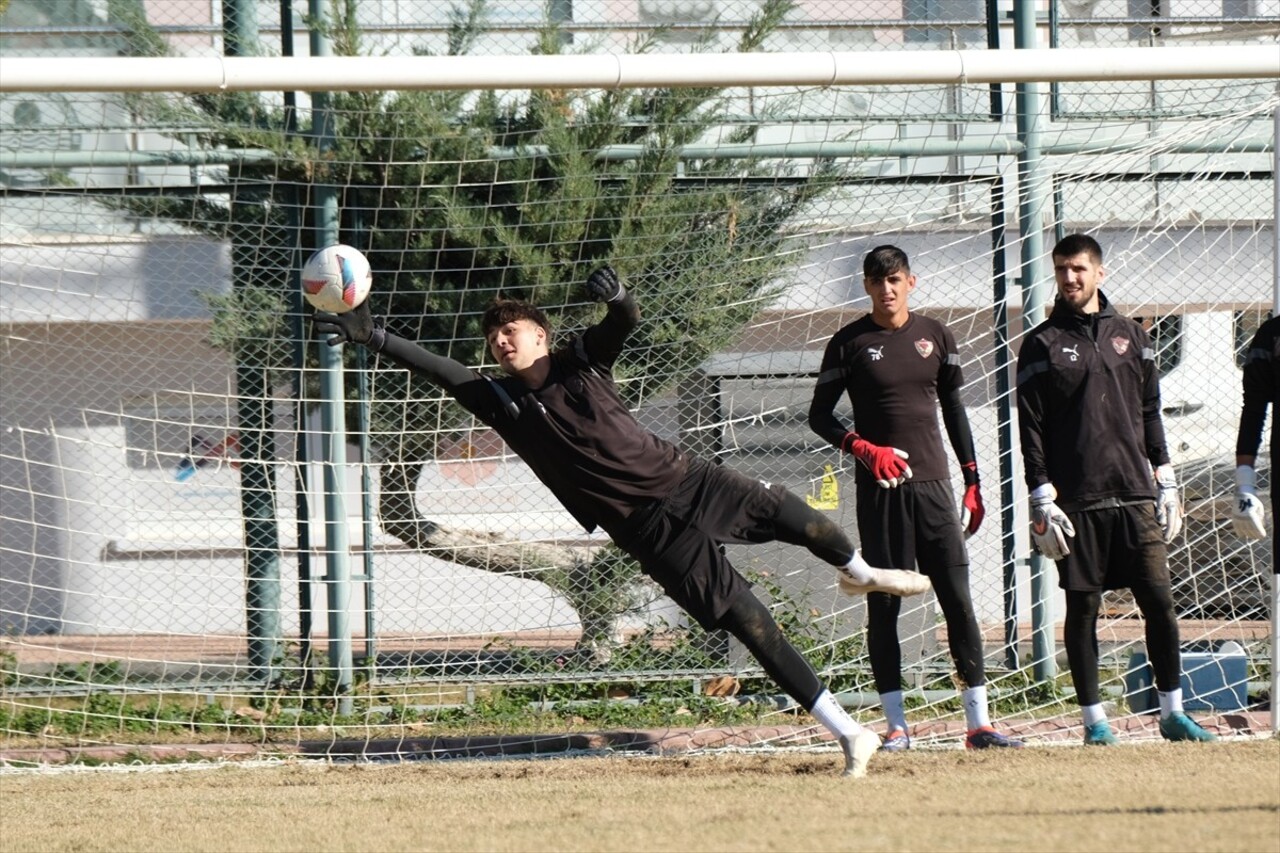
[0,0,1275,761]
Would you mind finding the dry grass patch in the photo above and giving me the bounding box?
[1,738,1276,852]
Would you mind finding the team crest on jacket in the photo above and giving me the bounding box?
[1111,336,1130,355]
[914,339,934,358]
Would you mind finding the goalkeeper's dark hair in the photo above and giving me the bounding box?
[863,244,911,281]
[1053,233,1104,265]
[481,298,551,338]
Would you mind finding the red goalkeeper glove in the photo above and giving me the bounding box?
[842,433,912,489]
[960,462,984,537]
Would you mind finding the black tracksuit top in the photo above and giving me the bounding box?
[808,312,976,485]
[1015,292,1168,510]
[375,295,687,534]
[1236,314,1280,461]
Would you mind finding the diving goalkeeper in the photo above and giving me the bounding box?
[313,265,932,778]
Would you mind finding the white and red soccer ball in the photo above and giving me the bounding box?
[301,244,373,313]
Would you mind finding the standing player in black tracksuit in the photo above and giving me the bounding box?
[1015,233,1216,746]
[314,265,935,778]
[809,245,1022,751]
[1233,314,1279,562]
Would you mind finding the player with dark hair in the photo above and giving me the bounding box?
[1233,314,1278,558]
[313,265,933,777]
[808,245,1021,751]
[1015,233,1216,745]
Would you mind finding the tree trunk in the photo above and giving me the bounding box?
[376,460,665,662]
[377,460,595,579]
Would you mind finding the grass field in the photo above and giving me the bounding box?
[1,737,1276,852]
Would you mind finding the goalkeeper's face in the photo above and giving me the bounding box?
[487,318,549,377]
[863,268,916,327]
[1053,251,1104,314]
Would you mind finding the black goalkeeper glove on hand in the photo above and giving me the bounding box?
[312,301,385,351]
[584,265,625,303]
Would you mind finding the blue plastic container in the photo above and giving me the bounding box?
[1124,642,1248,713]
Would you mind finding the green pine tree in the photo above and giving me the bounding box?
[110,0,847,658]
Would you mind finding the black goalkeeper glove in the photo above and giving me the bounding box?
[312,301,385,351]
[584,265,625,303]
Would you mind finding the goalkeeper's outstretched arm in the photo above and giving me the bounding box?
[312,302,476,395]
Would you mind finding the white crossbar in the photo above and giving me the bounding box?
[1,45,1277,93]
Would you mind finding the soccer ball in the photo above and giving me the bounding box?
[301,244,373,313]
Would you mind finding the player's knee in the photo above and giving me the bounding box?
[1133,581,1175,612]
[775,492,853,563]
[801,511,852,563]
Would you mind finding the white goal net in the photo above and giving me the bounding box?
[0,0,1275,761]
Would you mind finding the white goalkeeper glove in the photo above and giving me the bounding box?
[1029,483,1075,561]
[1232,464,1267,540]
[1154,464,1183,544]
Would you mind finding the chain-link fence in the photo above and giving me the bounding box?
[1,1,1275,749]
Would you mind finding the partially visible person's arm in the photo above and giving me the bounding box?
[1138,328,1171,471]
[1136,326,1181,542]
[937,334,981,535]
[1015,335,1051,491]
[937,330,978,475]
[1232,320,1278,540]
[1235,320,1277,464]
[1015,333,1074,559]
[808,337,851,450]
[313,301,480,397]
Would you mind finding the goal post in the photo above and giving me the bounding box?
[1,45,1277,92]
[1,7,1277,758]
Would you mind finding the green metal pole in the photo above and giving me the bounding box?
[990,180,1019,672]
[237,352,282,685]
[280,0,312,681]
[1015,0,1056,684]
[985,0,1003,120]
[224,0,280,685]
[286,185,316,683]
[1270,98,1279,735]
[549,0,573,45]
[356,342,376,668]
[222,0,259,57]
[351,213,376,669]
[309,0,353,714]
[983,6,1016,669]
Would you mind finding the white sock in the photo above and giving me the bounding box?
[839,550,875,585]
[810,688,862,740]
[1158,688,1183,718]
[1081,703,1108,727]
[880,690,907,733]
[962,685,990,730]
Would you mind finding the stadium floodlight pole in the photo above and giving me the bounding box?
[308,0,354,716]
[1014,0,1056,685]
[1,46,1277,93]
